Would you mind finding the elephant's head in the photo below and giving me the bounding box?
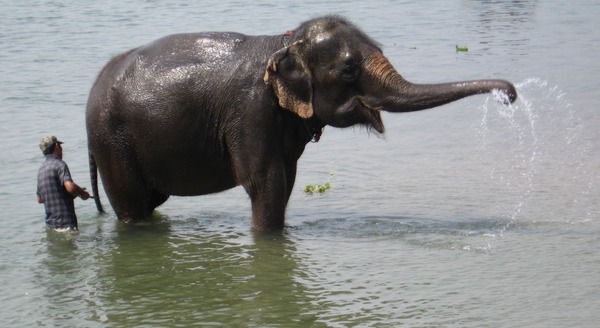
[264,16,517,133]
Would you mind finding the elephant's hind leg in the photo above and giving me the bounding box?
[149,189,169,211]
[113,188,168,223]
[104,174,153,223]
[94,144,156,223]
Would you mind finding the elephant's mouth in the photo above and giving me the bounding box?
[318,96,384,133]
[355,96,385,133]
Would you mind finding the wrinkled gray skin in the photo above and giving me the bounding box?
[86,16,517,231]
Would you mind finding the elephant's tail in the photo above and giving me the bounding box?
[89,151,105,213]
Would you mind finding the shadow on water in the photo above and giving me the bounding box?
[296,214,515,253]
[84,211,328,327]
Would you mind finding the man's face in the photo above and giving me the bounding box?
[54,143,63,159]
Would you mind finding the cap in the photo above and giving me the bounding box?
[39,135,63,153]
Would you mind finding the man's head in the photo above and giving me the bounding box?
[39,135,63,156]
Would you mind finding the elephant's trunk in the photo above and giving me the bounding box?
[362,54,517,112]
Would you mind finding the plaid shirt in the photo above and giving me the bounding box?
[37,155,78,229]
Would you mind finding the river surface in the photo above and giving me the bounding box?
[1,0,599,327]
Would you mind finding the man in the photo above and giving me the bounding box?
[37,136,90,231]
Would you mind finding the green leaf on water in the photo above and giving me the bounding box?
[304,173,334,194]
[304,182,331,194]
[456,45,469,52]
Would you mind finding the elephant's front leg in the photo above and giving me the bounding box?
[242,161,291,231]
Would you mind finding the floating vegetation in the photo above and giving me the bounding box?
[304,173,334,194]
[456,45,469,52]
[304,182,331,194]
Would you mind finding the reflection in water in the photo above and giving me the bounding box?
[91,214,325,327]
[230,233,323,327]
[97,216,176,324]
[34,231,99,326]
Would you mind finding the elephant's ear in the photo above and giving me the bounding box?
[264,41,314,118]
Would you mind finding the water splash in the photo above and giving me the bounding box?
[477,78,594,226]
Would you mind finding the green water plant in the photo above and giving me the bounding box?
[304,173,334,194]
[456,45,469,52]
[304,182,331,194]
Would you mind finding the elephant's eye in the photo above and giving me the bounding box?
[340,64,360,82]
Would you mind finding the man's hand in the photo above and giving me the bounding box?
[65,181,91,200]
[80,189,91,200]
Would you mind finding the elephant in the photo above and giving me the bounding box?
[86,16,517,231]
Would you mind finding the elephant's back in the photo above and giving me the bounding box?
[140,32,249,62]
[88,31,281,107]
[86,32,283,195]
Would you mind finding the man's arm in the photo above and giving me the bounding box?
[64,180,91,200]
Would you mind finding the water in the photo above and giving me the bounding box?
[1,0,599,326]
